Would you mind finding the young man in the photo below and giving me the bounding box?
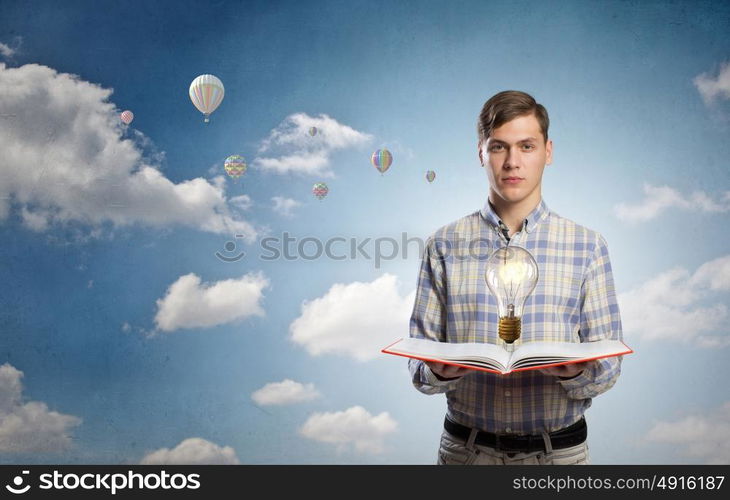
[409,90,623,465]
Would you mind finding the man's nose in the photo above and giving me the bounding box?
[504,147,522,168]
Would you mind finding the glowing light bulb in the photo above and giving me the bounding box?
[485,246,539,345]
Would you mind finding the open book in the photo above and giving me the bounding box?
[382,337,632,375]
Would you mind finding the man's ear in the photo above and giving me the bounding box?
[545,139,553,165]
[477,142,484,166]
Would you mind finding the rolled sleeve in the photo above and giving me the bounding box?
[408,236,461,394]
[409,358,462,394]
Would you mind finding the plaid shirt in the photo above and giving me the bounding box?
[409,198,623,435]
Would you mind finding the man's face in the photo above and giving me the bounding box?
[479,113,553,207]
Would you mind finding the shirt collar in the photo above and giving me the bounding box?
[479,197,550,234]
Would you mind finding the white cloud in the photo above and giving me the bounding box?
[271,196,301,217]
[251,379,321,406]
[644,402,730,464]
[0,363,81,453]
[256,151,331,176]
[299,406,397,454]
[139,438,240,465]
[0,41,16,58]
[614,183,730,222]
[618,255,730,347]
[0,63,256,240]
[154,272,269,332]
[690,255,730,292]
[694,61,730,105]
[289,274,415,361]
[229,194,253,211]
[254,113,372,176]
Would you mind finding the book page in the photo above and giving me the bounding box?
[385,337,511,372]
[509,340,630,370]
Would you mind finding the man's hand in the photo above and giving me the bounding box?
[426,361,471,381]
[540,361,590,379]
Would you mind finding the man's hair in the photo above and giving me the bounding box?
[477,90,549,144]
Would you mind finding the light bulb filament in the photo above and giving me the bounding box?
[485,246,539,346]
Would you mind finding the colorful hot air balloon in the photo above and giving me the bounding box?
[371,148,392,175]
[224,155,247,180]
[312,182,328,201]
[425,170,436,183]
[189,74,224,123]
[308,126,318,136]
[120,110,134,125]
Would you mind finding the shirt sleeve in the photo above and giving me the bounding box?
[408,236,462,394]
[559,233,624,400]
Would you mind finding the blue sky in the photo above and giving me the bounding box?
[0,0,729,464]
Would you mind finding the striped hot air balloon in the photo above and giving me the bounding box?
[308,126,318,136]
[189,74,225,123]
[371,148,392,175]
[224,155,247,180]
[425,170,436,183]
[120,110,134,125]
[312,182,328,201]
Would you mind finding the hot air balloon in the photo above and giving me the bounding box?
[120,110,134,125]
[308,126,318,137]
[371,148,392,175]
[189,74,224,123]
[425,170,436,183]
[312,182,328,201]
[224,155,247,180]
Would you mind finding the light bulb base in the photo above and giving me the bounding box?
[498,316,521,344]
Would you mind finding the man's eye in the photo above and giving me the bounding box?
[489,145,504,152]
[522,144,535,150]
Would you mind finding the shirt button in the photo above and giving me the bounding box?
[504,390,511,397]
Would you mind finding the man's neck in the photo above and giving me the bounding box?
[489,192,541,237]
